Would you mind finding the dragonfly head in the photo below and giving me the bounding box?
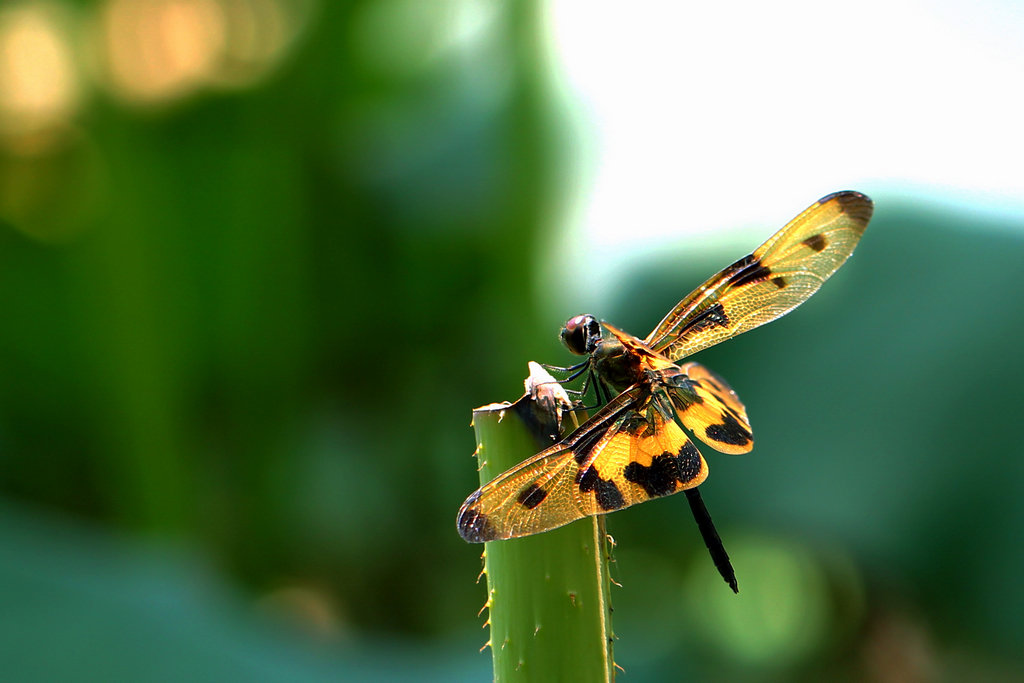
[560,314,601,356]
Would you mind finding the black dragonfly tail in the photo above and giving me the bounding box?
[685,488,738,593]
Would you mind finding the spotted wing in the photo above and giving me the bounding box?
[457,385,708,542]
[668,362,753,454]
[645,191,872,361]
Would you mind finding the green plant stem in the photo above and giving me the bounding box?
[472,397,615,682]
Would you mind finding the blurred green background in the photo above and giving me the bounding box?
[1,1,1022,681]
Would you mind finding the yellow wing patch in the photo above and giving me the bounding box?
[645,191,872,361]
[457,386,708,542]
[669,362,753,454]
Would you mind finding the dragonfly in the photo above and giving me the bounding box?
[457,191,873,591]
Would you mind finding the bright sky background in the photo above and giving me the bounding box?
[542,0,1024,306]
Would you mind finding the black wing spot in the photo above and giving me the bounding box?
[517,483,548,509]
[822,190,873,219]
[680,302,730,336]
[705,412,752,446]
[676,441,703,482]
[624,440,704,497]
[578,465,625,511]
[802,234,827,252]
[835,192,874,223]
[728,258,774,288]
[771,276,787,289]
[624,453,678,498]
[457,501,498,543]
[596,479,624,511]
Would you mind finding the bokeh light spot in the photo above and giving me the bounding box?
[97,0,226,104]
[682,533,863,668]
[0,2,82,147]
[94,0,313,105]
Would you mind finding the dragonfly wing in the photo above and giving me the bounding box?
[645,191,872,361]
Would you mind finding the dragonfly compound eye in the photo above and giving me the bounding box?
[560,314,598,355]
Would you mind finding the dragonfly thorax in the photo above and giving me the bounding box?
[591,337,643,393]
